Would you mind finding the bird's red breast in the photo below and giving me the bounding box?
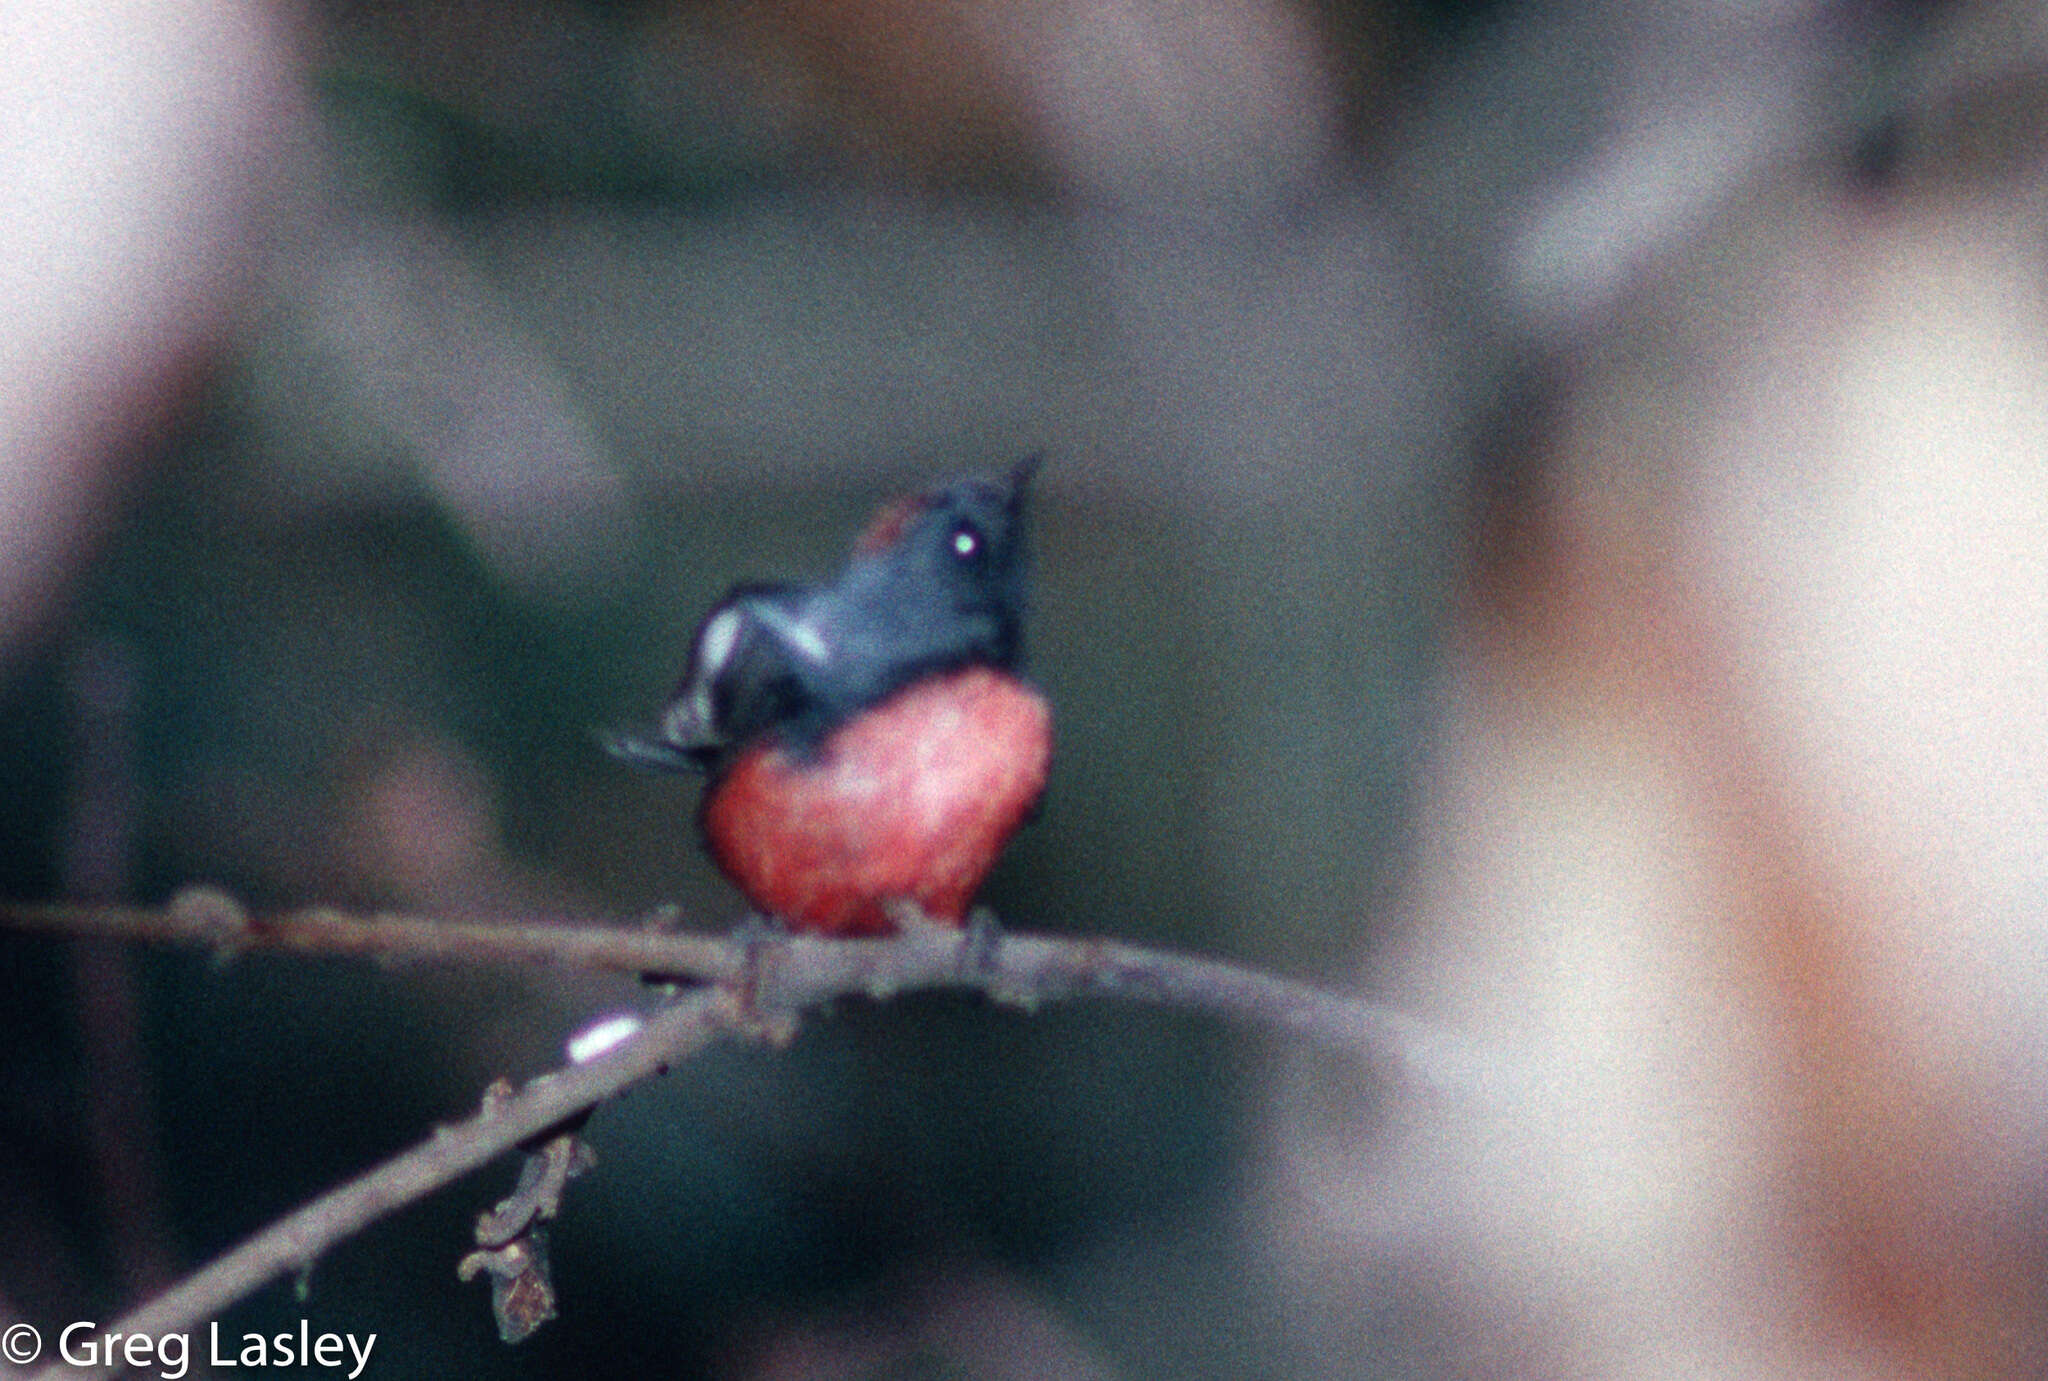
[699,665,1052,936]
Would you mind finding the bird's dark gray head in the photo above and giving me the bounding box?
[834,452,1038,675]
[605,456,1041,773]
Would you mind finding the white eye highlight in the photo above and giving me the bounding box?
[952,528,980,559]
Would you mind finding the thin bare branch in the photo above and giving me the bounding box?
[30,987,744,1381]
[0,897,1503,1087]
[757,930,1511,1097]
[2,894,1521,1377]
[62,638,179,1297]
[0,895,746,983]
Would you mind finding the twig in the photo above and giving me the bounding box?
[31,987,743,1381]
[62,638,180,1297]
[2,896,1520,1378]
[755,929,1508,1097]
[0,897,1502,1088]
[1,896,746,984]
[459,1122,596,1342]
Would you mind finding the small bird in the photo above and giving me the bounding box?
[608,456,1051,936]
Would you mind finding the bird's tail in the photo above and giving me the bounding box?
[596,726,703,774]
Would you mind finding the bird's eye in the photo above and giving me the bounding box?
[949,524,982,561]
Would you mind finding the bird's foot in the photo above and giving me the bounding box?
[727,911,797,1045]
[961,906,1005,977]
